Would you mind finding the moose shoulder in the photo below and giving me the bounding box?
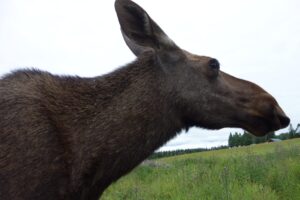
[0,0,290,199]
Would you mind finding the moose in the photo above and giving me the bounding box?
[0,0,290,199]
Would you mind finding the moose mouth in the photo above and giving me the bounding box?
[242,114,290,136]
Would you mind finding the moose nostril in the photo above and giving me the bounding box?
[209,58,220,70]
[278,115,290,127]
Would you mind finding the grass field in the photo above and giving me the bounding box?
[101,139,300,200]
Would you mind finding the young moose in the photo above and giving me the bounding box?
[0,0,290,199]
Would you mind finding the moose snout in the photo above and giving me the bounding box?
[243,92,290,136]
[260,97,290,131]
[274,106,290,128]
[278,114,290,128]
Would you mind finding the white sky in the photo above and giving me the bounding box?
[1,0,299,151]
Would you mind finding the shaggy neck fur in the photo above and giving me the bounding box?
[43,53,185,199]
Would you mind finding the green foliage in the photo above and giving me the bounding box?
[229,131,267,147]
[288,124,300,138]
[228,123,300,148]
[102,139,300,200]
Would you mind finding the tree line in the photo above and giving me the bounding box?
[149,146,228,159]
[228,123,300,147]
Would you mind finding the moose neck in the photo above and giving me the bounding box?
[95,54,183,153]
[70,53,184,196]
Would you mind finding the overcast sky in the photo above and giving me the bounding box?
[0,0,299,151]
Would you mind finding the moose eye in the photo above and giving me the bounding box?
[209,58,220,70]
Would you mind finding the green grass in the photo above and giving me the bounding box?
[101,139,300,200]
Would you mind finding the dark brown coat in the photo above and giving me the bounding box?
[0,0,289,199]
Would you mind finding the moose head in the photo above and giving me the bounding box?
[115,0,290,136]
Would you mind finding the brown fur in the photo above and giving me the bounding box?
[0,0,289,199]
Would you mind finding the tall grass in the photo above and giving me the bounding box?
[102,139,300,200]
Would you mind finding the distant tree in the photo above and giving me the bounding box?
[228,133,233,147]
[287,124,300,138]
[228,131,277,147]
[231,132,239,147]
[289,124,295,138]
[241,132,252,145]
[273,123,299,140]
[228,132,244,147]
[149,146,228,159]
[289,124,300,138]
[296,124,300,138]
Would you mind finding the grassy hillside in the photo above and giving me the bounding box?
[102,139,300,200]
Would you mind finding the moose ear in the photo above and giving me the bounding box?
[115,0,177,56]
